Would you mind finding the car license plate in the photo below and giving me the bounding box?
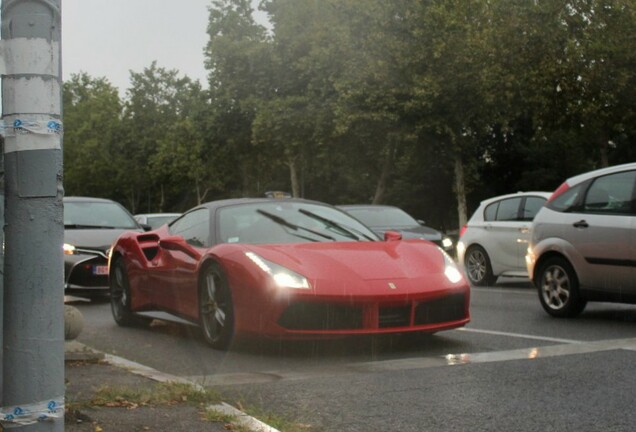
[93,265,109,275]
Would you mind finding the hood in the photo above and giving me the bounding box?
[244,240,453,295]
[372,225,442,241]
[64,228,137,251]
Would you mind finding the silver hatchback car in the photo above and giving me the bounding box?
[527,162,636,317]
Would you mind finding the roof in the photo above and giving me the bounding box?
[477,191,552,206]
[63,196,119,203]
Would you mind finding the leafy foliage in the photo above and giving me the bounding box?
[64,0,636,230]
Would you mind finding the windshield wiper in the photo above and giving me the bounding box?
[298,209,375,241]
[256,210,335,241]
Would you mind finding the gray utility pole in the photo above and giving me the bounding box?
[0,0,64,431]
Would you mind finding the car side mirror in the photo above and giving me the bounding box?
[384,230,402,241]
[417,219,426,225]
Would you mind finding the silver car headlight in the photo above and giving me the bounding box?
[246,252,311,289]
[63,243,76,255]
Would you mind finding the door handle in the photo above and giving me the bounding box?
[573,220,589,228]
[518,227,529,234]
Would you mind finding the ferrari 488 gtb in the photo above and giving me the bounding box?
[109,198,470,350]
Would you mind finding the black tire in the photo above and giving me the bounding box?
[199,262,234,350]
[537,256,586,318]
[110,257,139,326]
[464,245,496,286]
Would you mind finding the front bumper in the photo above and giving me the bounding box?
[64,249,110,295]
[236,282,471,339]
[277,292,469,334]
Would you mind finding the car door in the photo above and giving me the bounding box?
[517,196,548,268]
[559,170,636,294]
[485,197,524,272]
[150,208,210,314]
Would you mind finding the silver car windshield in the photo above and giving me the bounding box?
[64,201,139,229]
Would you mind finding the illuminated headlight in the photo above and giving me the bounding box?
[442,237,453,249]
[63,243,76,255]
[440,249,463,284]
[246,252,311,289]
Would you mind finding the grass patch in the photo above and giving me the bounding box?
[90,381,222,408]
[202,409,252,432]
[241,406,313,432]
[77,380,314,431]
[203,404,312,432]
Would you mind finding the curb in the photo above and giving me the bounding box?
[65,341,281,432]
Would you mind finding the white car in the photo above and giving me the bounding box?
[457,191,551,286]
[133,213,181,229]
[527,162,636,317]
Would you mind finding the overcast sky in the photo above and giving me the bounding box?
[63,0,262,94]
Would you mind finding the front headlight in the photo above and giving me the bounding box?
[245,252,311,289]
[63,243,76,255]
[440,248,463,284]
[442,237,453,249]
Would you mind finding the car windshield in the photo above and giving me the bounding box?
[64,201,139,229]
[345,207,419,228]
[146,215,179,229]
[218,202,378,244]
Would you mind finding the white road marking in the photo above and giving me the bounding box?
[471,286,535,295]
[188,337,636,387]
[458,327,584,344]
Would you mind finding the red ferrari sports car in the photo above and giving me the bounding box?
[109,198,470,350]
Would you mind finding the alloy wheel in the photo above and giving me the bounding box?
[201,270,227,342]
[111,263,128,321]
[541,264,571,310]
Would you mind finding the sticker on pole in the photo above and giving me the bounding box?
[1,119,63,153]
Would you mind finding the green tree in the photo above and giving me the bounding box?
[204,0,271,197]
[118,62,201,212]
[408,0,501,228]
[63,73,123,199]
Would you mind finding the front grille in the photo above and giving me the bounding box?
[278,302,363,330]
[414,293,466,325]
[379,306,411,328]
[67,256,109,288]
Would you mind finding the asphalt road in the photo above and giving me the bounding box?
[70,278,636,431]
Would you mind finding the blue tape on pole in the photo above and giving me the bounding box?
[0,397,64,428]
[0,119,63,137]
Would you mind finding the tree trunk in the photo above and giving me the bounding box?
[159,184,165,212]
[288,156,301,198]
[196,181,201,205]
[599,134,609,168]
[454,154,468,230]
[129,188,137,214]
[372,142,395,204]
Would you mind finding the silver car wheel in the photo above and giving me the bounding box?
[467,249,487,282]
[540,264,570,310]
[465,246,495,286]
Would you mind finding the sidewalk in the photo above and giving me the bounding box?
[64,341,277,432]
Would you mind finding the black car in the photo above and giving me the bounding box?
[338,204,454,253]
[64,196,143,297]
